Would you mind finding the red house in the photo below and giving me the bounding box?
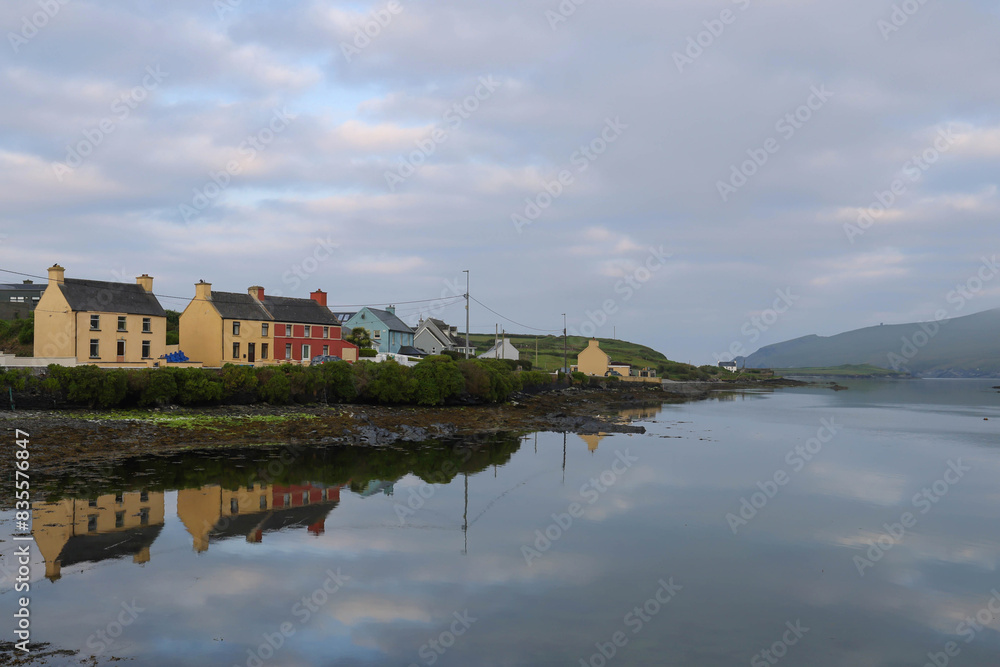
[268,289,359,363]
[272,484,344,536]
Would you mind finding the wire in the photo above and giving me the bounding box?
[469,296,563,333]
[0,268,467,312]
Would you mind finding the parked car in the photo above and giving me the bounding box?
[310,354,342,366]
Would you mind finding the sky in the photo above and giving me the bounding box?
[1,0,998,364]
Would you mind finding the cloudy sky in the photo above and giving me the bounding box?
[2,0,998,363]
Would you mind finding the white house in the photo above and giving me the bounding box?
[478,338,519,361]
[719,361,738,372]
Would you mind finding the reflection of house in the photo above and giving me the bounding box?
[343,307,414,354]
[578,434,606,452]
[34,264,168,366]
[414,318,474,356]
[33,491,165,581]
[478,338,519,361]
[177,482,343,552]
[357,480,395,498]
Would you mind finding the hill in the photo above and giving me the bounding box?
[467,333,716,380]
[742,308,1000,377]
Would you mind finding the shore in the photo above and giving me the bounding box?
[0,379,804,477]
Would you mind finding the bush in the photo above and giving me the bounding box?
[140,368,179,406]
[518,370,554,389]
[63,365,128,408]
[173,367,222,405]
[458,359,516,403]
[0,368,30,391]
[286,366,322,402]
[222,364,258,397]
[319,361,358,403]
[412,356,465,406]
[256,367,292,404]
[571,371,587,384]
[364,360,416,404]
[359,348,377,358]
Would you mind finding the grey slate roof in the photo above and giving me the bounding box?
[58,278,166,317]
[397,345,427,356]
[206,291,272,321]
[262,296,342,326]
[354,307,413,333]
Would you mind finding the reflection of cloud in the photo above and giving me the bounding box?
[805,462,907,506]
[331,596,433,625]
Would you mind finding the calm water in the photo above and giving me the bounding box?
[3,379,1000,666]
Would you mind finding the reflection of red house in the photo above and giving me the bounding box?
[272,290,359,363]
[272,484,343,535]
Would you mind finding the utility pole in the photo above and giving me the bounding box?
[463,270,470,358]
[562,313,567,377]
[501,328,505,360]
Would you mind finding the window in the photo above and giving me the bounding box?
[323,326,330,338]
[283,493,291,506]
[141,340,151,359]
[88,515,98,532]
[140,491,149,502]
[304,325,311,337]
[261,343,269,359]
[302,491,309,504]
[88,498,97,508]
[118,316,127,331]
[90,314,100,330]
[230,499,239,514]
[142,317,152,333]
[322,345,329,356]
[373,329,381,340]
[115,511,125,528]
[139,508,149,525]
[90,339,100,358]
[259,495,267,510]
[233,321,241,335]
[115,493,123,504]
[233,342,240,359]
[302,344,310,360]
[285,343,292,360]
[261,323,269,337]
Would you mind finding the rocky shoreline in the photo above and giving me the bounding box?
[0,379,803,478]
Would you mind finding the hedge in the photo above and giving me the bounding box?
[1,357,561,409]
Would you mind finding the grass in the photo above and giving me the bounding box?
[771,364,910,377]
[78,410,320,430]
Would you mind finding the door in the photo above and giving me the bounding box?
[248,342,256,363]
[116,340,125,362]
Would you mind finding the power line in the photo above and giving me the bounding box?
[0,268,467,311]
[469,296,562,333]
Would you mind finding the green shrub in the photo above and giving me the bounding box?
[359,348,377,358]
[256,368,292,404]
[140,368,179,406]
[63,365,128,408]
[518,370,553,389]
[0,368,30,391]
[365,360,416,404]
[286,366,322,402]
[319,361,358,402]
[458,359,516,403]
[412,356,465,406]
[571,371,587,384]
[222,363,258,397]
[173,367,222,405]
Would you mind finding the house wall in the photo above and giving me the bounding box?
[32,284,75,358]
[344,310,413,354]
[415,329,445,355]
[273,323,350,362]
[74,312,167,366]
[177,484,273,552]
[577,339,609,375]
[179,296,224,367]
[222,318,273,365]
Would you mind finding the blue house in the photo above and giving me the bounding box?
[343,306,414,354]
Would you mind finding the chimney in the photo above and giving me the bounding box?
[22,279,33,285]
[248,285,265,301]
[48,264,65,285]
[386,305,395,315]
[310,289,327,307]
[136,274,154,293]
[195,280,212,301]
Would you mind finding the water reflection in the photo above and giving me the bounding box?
[33,491,165,581]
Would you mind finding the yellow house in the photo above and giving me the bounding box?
[33,264,168,366]
[33,490,165,581]
[576,338,611,376]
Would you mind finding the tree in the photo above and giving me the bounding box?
[346,326,373,349]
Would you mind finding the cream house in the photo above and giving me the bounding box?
[575,338,610,375]
[33,264,168,366]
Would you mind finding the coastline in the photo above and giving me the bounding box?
[0,379,805,478]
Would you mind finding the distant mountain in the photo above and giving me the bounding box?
[740,308,1000,377]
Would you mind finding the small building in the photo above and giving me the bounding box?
[478,337,520,361]
[414,318,475,356]
[34,264,168,366]
[265,288,357,363]
[608,361,631,377]
[0,280,44,319]
[343,307,414,354]
[719,361,738,372]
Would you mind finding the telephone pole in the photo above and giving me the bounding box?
[463,270,470,359]
[562,313,567,377]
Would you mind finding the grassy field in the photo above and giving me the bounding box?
[772,364,911,377]
[466,333,718,380]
